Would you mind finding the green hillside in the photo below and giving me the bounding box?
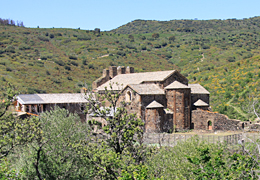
[1,17,260,121]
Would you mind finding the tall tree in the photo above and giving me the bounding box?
[83,84,146,179]
[18,107,92,179]
[0,83,40,159]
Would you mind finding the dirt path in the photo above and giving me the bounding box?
[99,54,109,58]
[201,53,205,62]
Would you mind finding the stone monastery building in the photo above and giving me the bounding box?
[93,66,246,132]
[16,66,246,133]
[93,66,211,132]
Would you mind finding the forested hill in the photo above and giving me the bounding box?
[0,17,260,120]
[110,16,260,34]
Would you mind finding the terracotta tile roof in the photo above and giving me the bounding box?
[194,99,209,106]
[165,81,190,89]
[146,100,164,109]
[128,84,165,95]
[97,70,176,91]
[188,84,210,94]
[17,93,90,105]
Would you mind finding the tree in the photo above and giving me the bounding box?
[128,35,134,42]
[18,107,92,179]
[0,83,40,159]
[187,146,258,179]
[152,33,159,39]
[169,35,175,43]
[243,94,260,121]
[83,84,146,179]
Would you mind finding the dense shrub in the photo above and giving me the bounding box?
[117,51,126,56]
[55,33,62,36]
[65,65,71,70]
[6,67,12,71]
[202,45,210,49]
[62,39,71,43]
[71,61,78,66]
[140,36,146,40]
[140,45,146,50]
[40,56,47,60]
[69,55,77,60]
[5,46,15,53]
[77,35,91,41]
[126,44,136,49]
[38,36,49,42]
[169,35,175,42]
[161,41,167,47]
[18,44,30,50]
[227,56,236,62]
[54,60,65,66]
[154,44,161,48]
[152,33,159,39]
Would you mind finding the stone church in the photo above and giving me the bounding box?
[15,65,247,133]
[93,66,214,132]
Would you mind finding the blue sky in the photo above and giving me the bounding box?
[1,0,260,31]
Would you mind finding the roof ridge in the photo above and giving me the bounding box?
[146,100,164,109]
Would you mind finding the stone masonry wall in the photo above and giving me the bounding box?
[117,86,142,117]
[145,108,164,133]
[162,71,188,87]
[166,89,191,131]
[140,95,166,120]
[191,94,209,108]
[192,110,243,131]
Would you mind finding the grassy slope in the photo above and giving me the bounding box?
[1,17,260,120]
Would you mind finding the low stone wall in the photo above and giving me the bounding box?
[249,123,260,129]
[192,110,244,131]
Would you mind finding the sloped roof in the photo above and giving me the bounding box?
[165,81,190,89]
[188,84,210,94]
[146,100,164,109]
[127,84,165,95]
[17,93,90,105]
[97,70,177,91]
[164,108,173,114]
[194,99,209,106]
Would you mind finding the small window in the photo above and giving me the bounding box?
[208,121,212,130]
[126,91,132,102]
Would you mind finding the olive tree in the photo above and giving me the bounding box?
[83,84,147,179]
[17,108,92,180]
[0,83,40,159]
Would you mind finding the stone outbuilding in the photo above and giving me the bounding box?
[16,93,89,120]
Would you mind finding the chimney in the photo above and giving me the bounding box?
[109,66,117,78]
[126,66,134,74]
[117,66,126,75]
[102,69,109,77]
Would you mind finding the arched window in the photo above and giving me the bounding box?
[208,121,212,130]
[126,91,132,102]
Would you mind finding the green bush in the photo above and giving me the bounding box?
[117,51,126,56]
[71,61,78,66]
[77,35,91,41]
[65,65,71,70]
[154,44,161,48]
[202,45,210,49]
[54,60,65,66]
[18,44,30,50]
[5,46,15,53]
[69,55,77,60]
[38,36,49,42]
